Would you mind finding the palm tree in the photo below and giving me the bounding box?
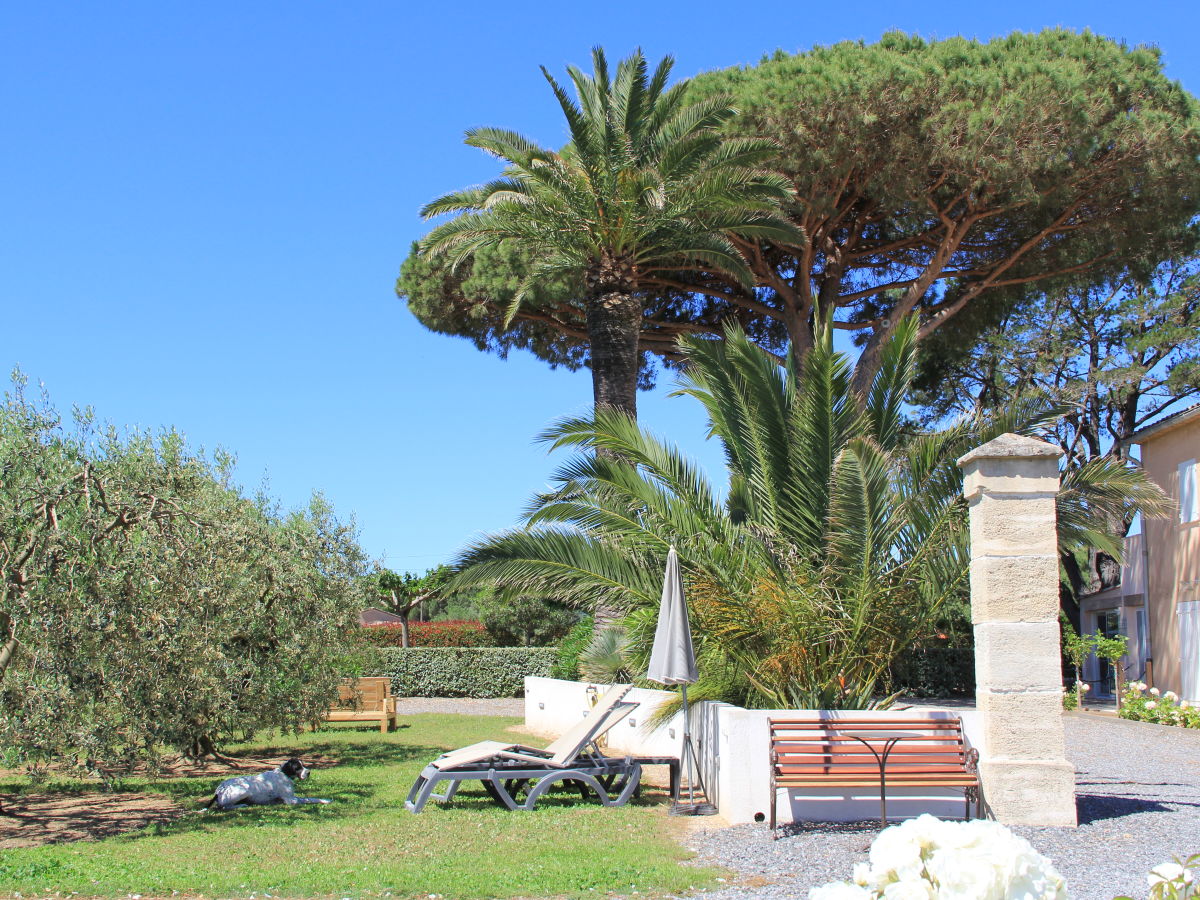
[418,46,800,419]
[453,320,1168,708]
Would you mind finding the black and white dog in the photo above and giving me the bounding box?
[204,757,331,810]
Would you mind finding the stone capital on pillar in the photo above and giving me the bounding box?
[958,432,1076,827]
[957,433,1063,499]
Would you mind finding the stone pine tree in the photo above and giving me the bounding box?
[401,31,1200,397]
[411,46,800,419]
[911,254,1197,624]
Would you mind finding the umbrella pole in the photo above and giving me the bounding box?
[672,684,714,814]
[682,683,693,805]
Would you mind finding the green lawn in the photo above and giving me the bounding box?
[0,714,720,899]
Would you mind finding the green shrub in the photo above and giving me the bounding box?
[374,647,556,697]
[1120,682,1200,728]
[887,645,975,698]
[551,616,593,680]
[477,595,578,647]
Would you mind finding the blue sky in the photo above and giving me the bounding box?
[4,1,1198,572]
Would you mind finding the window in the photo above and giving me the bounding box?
[1181,459,1198,524]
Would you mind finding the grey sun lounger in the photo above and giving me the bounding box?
[405,684,647,813]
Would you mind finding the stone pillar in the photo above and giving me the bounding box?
[957,433,1077,826]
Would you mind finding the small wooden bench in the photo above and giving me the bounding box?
[325,676,398,733]
[769,716,980,836]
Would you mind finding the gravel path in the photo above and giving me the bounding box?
[394,697,524,716]
[673,713,1200,900]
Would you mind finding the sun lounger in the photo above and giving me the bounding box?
[405,684,645,813]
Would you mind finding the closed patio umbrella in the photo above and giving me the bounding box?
[646,546,714,814]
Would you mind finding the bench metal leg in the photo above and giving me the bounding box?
[769,779,778,840]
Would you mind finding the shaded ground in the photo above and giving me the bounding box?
[0,792,184,849]
[0,751,338,849]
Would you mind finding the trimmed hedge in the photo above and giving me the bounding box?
[360,621,488,648]
[374,647,556,698]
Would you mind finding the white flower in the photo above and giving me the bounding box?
[1080,684,1090,693]
[1150,687,1161,696]
[880,880,934,900]
[1164,691,1179,702]
[821,817,1066,900]
[1134,682,1148,692]
[1182,701,1191,710]
[1149,862,1187,886]
[808,882,873,900]
[1146,701,1158,710]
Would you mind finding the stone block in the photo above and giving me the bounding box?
[966,494,1059,556]
[973,622,1063,691]
[968,555,1061,623]
[979,758,1077,826]
[974,689,1067,761]
[962,461,1061,499]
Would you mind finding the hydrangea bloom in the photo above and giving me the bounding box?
[1151,687,1162,696]
[808,815,1066,900]
[1149,862,1188,886]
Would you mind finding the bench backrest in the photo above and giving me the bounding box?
[770,717,970,779]
[336,676,393,710]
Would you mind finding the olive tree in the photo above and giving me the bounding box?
[0,376,368,775]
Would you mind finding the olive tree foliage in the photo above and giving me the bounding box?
[0,376,368,775]
[400,31,1200,397]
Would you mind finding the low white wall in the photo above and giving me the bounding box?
[525,677,981,826]
[524,676,683,758]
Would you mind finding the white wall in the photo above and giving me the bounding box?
[525,677,982,826]
[524,676,684,758]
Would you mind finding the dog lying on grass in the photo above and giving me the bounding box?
[204,757,332,811]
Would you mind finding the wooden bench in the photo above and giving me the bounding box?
[769,716,980,836]
[325,677,398,733]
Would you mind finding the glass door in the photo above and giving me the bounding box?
[1096,611,1121,695]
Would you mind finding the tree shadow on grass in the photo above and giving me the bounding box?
[0,739,459,850]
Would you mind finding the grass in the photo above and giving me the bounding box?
[0,714,721,899]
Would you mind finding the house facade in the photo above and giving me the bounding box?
[1124,405,1200,700]
[359,606,405,626]
[1078,531,1149,694]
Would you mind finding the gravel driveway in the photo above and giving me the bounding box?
[394,697,524,716]
[675,713,1200,900]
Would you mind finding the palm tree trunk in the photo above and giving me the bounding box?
[586,290,642,418]
[586,290,642,631]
